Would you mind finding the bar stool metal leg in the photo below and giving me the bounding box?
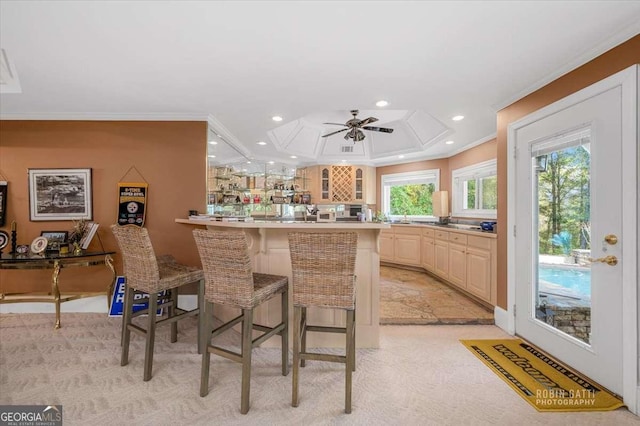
[281,290,289,376]
[345,309,355,413]
[120,283,135,365]
[143,292,158,381]
[300,306,307,368]
[197,279,205,355]
[169,289,178,343]
[292,305,301,407]
[241,308,253,414]
[200,300,213,397]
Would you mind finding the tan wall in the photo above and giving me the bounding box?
[495,35,640,309]
[0,120,207,293]
[375,139,497,217]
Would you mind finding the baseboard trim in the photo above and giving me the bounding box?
[494,306,514,335]
[0,295,199,314]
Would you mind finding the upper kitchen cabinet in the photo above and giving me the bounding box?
[307,165,376,205]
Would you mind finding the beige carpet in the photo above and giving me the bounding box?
[380,266,494,325]
[1,313,637,425]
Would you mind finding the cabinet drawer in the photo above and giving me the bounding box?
[422,228,435,238]
[393,226,421,235]
[435,230,449,241]
[468,235,491,250]
[449,233,468,245]
[381,228,394,236]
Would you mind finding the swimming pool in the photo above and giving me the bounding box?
[538,265,591,300]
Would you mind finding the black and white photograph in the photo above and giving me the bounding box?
[28,168,92,221]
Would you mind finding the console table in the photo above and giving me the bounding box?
[0,250,116,328]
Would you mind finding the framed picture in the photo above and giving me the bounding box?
[28,168,92,221]
[40,230,68,251]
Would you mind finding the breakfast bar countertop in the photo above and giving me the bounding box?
[175,216,386,348]
[175,218,390,229]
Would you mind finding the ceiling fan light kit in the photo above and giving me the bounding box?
[322,109,394,142]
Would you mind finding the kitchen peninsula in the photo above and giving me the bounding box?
[176,218,389,348]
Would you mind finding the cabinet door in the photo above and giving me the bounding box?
[466,246,491,301]
[354,167,364,201]
[448,243,467,288]
[421,236,435,271]
[320,167,330,201]
[379,232,395,262]
[434,239,449,279]
[394,234,421,266]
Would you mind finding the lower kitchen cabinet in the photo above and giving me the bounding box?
[466,243,492,301]
[448,242,467,287]
[434,238,449,279]
[381,224,497,306]
[380,230,395,262]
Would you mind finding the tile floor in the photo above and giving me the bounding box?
[379,265,494,325]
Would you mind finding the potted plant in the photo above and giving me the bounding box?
[551,231,573,264]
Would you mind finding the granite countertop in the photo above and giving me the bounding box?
[387,222,497,237]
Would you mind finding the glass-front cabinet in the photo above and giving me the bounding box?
[206,162,311,219]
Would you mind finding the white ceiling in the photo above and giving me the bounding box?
[1,1,639,167]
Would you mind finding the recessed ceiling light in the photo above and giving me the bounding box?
[398,155,405,159]
[272,116,283,122]
[257,141,267,146]
[208,155,216,158]
[445,140,455,145]
[247,161,251,164]
[268,161,275,164]
[452,115,464,121]
[290,155,297,159]
[209,141,218,145]
[376,100,388,107]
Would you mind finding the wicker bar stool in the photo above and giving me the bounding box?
[287,232,357,414]
[110,225,204,382]
[192,229,289,415]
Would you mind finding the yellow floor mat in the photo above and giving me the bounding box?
[461,338,624,412]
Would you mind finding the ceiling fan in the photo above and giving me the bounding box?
[322,110,394,142]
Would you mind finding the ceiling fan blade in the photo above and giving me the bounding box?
[322,128,349,138]
[362,126,394,134]
[358,117,378,127]
[323,122,348,126]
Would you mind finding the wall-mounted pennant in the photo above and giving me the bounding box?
[117,182,148,227]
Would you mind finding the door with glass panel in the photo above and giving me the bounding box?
[514,85,623,394]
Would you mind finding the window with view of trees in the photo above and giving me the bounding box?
[381,169,440,220]
[452,159,497,218]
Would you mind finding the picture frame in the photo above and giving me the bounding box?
[40,230,69,252]
[28,168,92,221]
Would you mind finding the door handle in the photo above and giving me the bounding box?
[587,255,618,266]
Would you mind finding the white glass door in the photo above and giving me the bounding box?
[514,85,623,394]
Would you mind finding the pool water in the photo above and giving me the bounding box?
[538,266,591,299]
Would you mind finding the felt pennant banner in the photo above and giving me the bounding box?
[117,182,148,227]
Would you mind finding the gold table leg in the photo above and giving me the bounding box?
[52,260,61,329]
[105,254,116,311]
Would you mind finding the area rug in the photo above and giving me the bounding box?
[460,339,624,412]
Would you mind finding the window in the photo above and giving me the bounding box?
[381,169,440,220]
[452,159,497,219]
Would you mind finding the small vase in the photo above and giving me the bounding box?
[72,242,82,255]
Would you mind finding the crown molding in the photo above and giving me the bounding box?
[206,114,252,159]
[445,133,497,157]
[492,21,640,112]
